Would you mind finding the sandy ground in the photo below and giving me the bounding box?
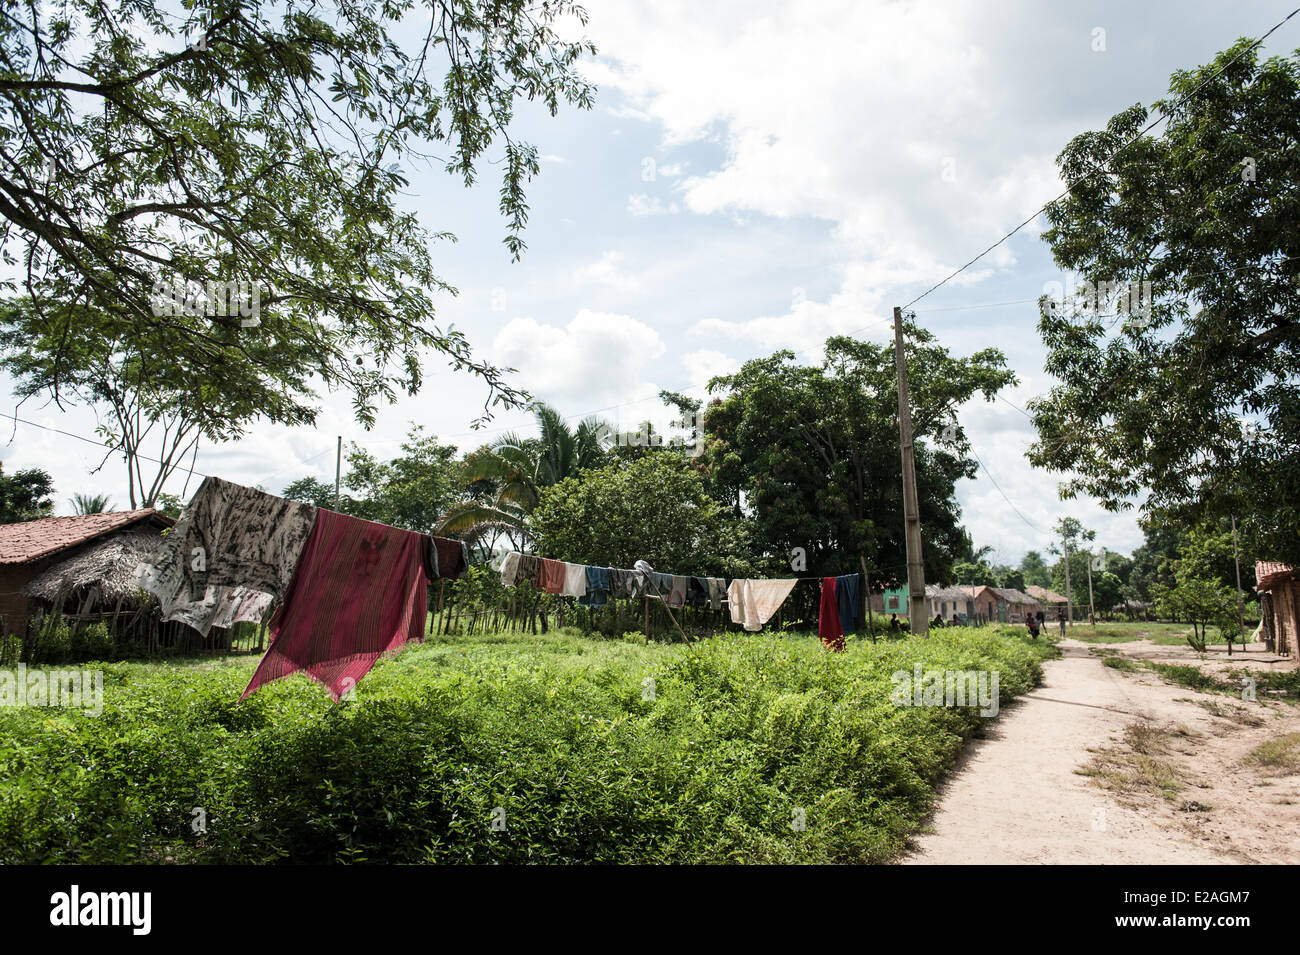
[903,636,1300,865]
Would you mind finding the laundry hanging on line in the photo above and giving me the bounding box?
[241,509,430,701]
[497,551,733,617]
[727,577,798,632]
[818,576,844,651]
[135,475,317,637]
[135,475,470,699]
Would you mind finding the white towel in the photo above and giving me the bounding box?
[562,561,588,598]
[727,578,798,632]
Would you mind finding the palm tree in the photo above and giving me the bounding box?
[70,493,113,514]
[438,402,610,554]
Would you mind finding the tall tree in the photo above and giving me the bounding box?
[0,464,54,522]
[70,492,111,514]
[1018,550,1053,589]
[438,402,611,553]
[0,0,595,495]
[699,331,1015,583]
[532,453,757,577]
[1030,42,1300,564]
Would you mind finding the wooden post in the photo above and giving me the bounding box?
[1231,514,1245,653]
[893,307,928,636]
[861,556,874,643]
[334,435,342,510]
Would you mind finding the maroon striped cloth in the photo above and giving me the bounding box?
[241,509,428,700]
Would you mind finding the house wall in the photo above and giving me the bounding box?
[1273,580,1298,656]
[0,560,48,635]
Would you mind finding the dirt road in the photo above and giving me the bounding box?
[903,637,1300,865]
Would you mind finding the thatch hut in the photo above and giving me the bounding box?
[0,509,173,635]
[23,524,170,636]
[1256,561,1298,656]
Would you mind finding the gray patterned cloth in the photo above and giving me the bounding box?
[135,476,316,636]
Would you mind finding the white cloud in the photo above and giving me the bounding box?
[573,250,643,294]
[491,309,666,406]
[626,193,680,216]
[681,349,740,386]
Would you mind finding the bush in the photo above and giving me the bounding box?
[0,627,1050,864]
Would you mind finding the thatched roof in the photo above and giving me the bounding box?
[22,526,166,605]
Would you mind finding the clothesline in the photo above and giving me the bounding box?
[134,475,471,700]
[498,550,862,641]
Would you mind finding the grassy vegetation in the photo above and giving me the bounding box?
[1246,733,1300,775]
[1065,621,1211,645]
[1078,721,1192,801]
[0,624,1053,864]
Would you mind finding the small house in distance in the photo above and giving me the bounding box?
[1256,561,1297,656]
[0,509,173,635]
[1026,585,1069,616]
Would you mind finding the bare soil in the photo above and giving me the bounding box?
[903,636,1300,864]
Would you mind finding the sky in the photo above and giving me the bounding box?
[3,0,1297,566]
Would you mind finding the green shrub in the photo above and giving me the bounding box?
[0,627,1049,864]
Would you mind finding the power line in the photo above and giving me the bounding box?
[0,408,211,479]
[901,6,1300,310]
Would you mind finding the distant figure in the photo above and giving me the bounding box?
[1058,611,1066,636]
[889,613,900,633]
[1027,614,1040,640]
[931,613,945,629]
[950,613,964,627]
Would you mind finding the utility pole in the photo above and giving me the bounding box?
[1063,536,1073,628]
[334,435,342,510]
[1231,514,1245,650]
[1086,551,1097,626]
[893,307,928,636]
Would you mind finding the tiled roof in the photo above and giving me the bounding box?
[0,509,172,565]
[1255,561,1295,591]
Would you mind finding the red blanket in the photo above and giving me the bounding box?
[241,509,428,700]
[818,576,845,651]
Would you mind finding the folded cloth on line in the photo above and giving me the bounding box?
[538,558,566,595]
[579,566,612,608]
[424,536,470,580]
[819,576,845,651]
[686,576,710,609]
[835,572,859,636]
[608,567,644,598]
[499,551,522,586]
[135,475,316,637]
[562,561,588,598]
[513,554,542,587]
[707,577,727,611]
[727,578,798,632]
[668,575,689,609]
[242,509,429,700]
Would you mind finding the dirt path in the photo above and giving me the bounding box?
[903,638,1300,865]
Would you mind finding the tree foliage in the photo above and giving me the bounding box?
[0,0,597,497]
[699,331,1015,582]
[1031,43,1300,564]
[0,464,53,522]
[531,453,757,577]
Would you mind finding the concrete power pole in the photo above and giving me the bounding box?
[335,435,342,511]
[893,307,928,636]
[1063,536,1073,628]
